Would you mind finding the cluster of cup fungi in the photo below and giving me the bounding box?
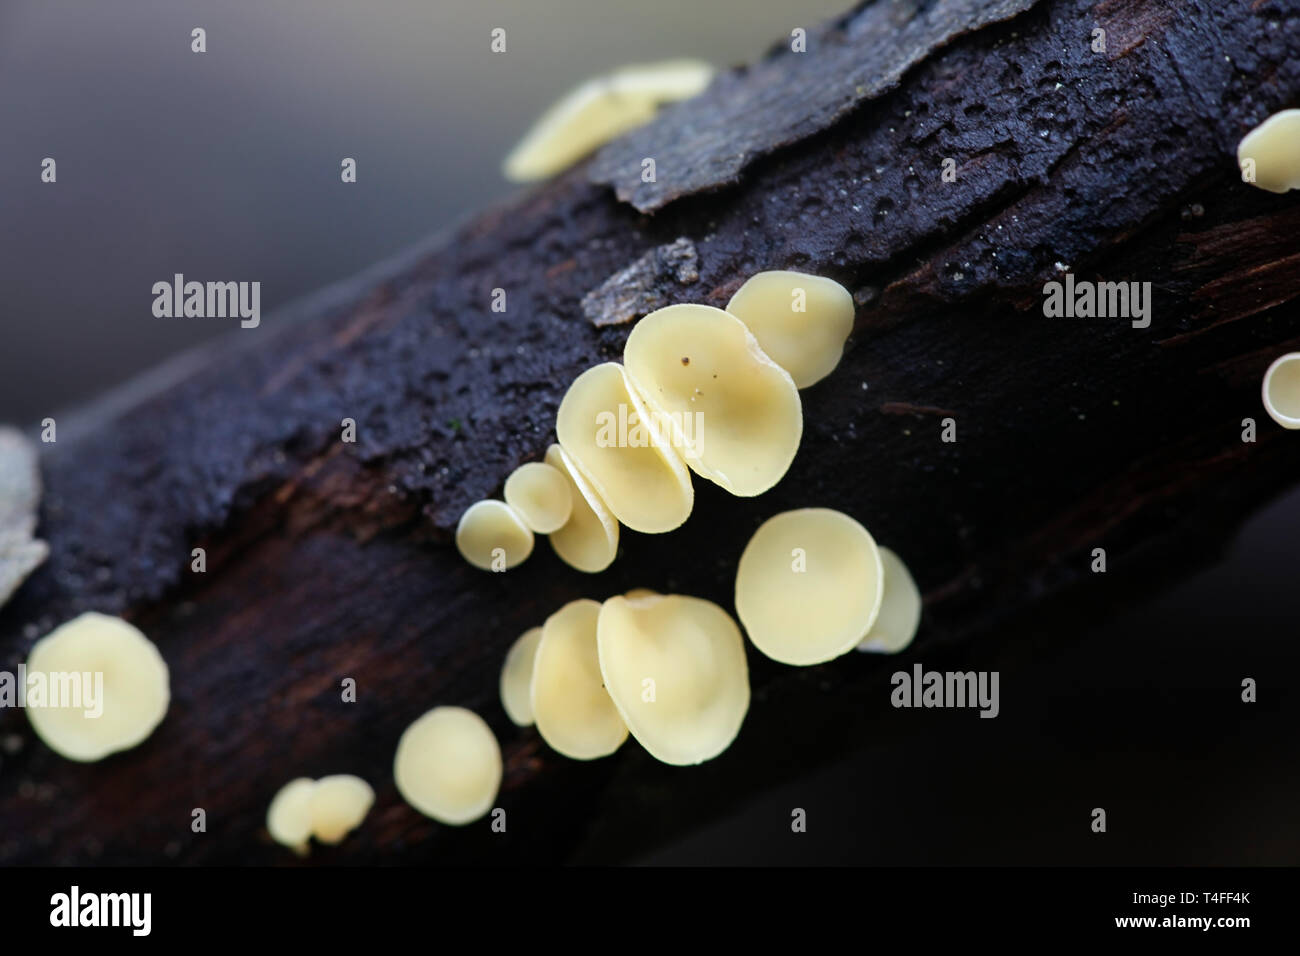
[8,59,1297,855]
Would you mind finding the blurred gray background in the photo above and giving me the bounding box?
[0,0,851,423]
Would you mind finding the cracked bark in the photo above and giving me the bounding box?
[0,0,1297,864]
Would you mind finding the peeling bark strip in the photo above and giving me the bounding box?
[0,0,1298,865]
[582,237,700,327]
[588,0,1040,211]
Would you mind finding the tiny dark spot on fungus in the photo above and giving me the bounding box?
[681,357,690,365]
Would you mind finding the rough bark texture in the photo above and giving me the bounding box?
[1,0,1298,865]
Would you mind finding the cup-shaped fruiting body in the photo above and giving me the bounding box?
[267,778,317,855]
[725,271,855,388]
[1262,353,1300,430]
[456,499,534,571]
[597,593,749,766]
[735,508,884,665]
[624,304,802,497]
[1238,110,1300,194]
[24,612,169,762]
[503,59,714,182]
[557,362,693,533]
[544,444,619,573]
[309,775,375,845]
[856,547,921,654]
[530,598,628,759]
[394,706,502,826]
[499,626,544,727]
[503,461,572,534]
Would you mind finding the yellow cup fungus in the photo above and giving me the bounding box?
[503,461,573,534]
[503,59,714,182]
[624,304,803,497]
[310,774,375,845]
[856,547,922,654]
[24,612,169,762]
[735,508,884,665]
[530,598,628,759]
[499,626,544,727]
[267,777,317,855]
[394,705,502,826]
[725,271,855,388]
[544,444,620,573]
[267,774,375,853]
[1238,109,1300,194]
[596,593,749,766]
[1262,352,1300,430]
[557,362,693,533]
[455,499,534,571]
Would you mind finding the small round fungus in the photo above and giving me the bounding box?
[499,626,544,726]
[267,778,317,854]
[531,598,628,760]
[309,774,375,845]
[394,706,502,826]
[24,612,170,762]
[1262,352,1300,429]
[856,547,922,654]
[597,593,749,766]
[735,508,884,666]
[725,271,855,388]
[544,444,619,573]
[455,499,534,571]
[503,461,572,533]
[624,304,803,497]
[557,362,693,533]
[503,59,714,182]
[1238,109,1300,194]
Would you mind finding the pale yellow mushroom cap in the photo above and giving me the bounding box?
[394,706,502,826]
[267,777,317,854]
[530,598,628,760]
[623,588,659,600]
[856,547,921,654]
[557,362,693,534]
[503,59,714,182]
[623,304,803,497]
[309,774,375,845]
[1238,109,1300,194]
[1262,352,1300,430]
[499,626,544,727]
[725,271,855,388]
[24,612,169,762]
[597,593,749,766]
[503,461,573,534]
[544,444,619,573]
[455,499,534,571]
[735,508,884,665]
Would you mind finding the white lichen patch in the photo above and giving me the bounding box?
[0,427,48,608]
